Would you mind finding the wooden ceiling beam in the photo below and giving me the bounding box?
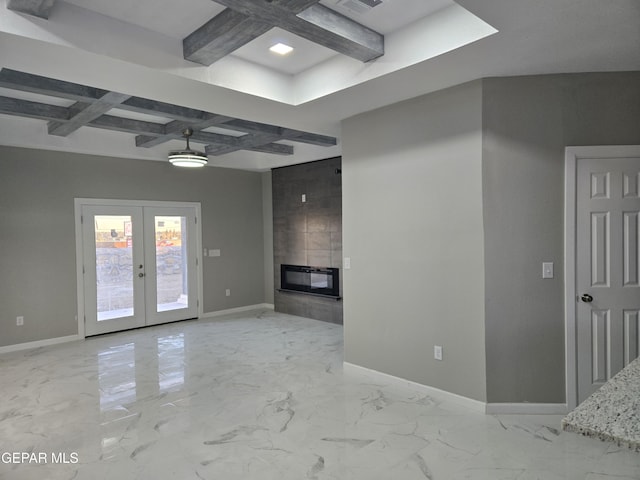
[184,8,272,66]
[221,119,337,146]
[206,134,279,155]
[88,115,165,136]
[135,121,293,156]
[0,94,296,156]
[7,0,56,19]
[286,131,338,147]
[0,71,209,126]
[295,3,384,62]
[192,130,293,156]
[214,0,320,23]
[0,68,106,103]
[47,92,131,136]
[0,95,68,121]
[0,69,336,156]
[184,0,383,66]
[206,136,293,156]
[135,116,233,148]
[0,96,165,136]
[119,98,212,123]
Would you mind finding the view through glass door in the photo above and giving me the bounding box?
[80,202,199,336]
[143,207,198,327]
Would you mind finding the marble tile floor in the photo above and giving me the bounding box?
[1,310,639,480]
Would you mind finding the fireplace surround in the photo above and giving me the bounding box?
[272,156,343,324]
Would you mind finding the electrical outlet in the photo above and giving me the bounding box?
[225,289,231,297]
[16,316,24,326]
[434,345,443,361]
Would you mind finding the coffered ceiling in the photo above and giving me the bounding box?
[0,0,638,170]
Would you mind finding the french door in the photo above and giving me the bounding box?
[78,201,200,336]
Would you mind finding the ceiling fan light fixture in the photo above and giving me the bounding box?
[169,128,208,168]
[269,42,294,55]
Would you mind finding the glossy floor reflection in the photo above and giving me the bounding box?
[1,310,639,479]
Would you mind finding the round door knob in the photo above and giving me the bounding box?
[581,294,593,303]
[138,272,145,278]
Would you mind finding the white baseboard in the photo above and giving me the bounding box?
[200,303,274,319]
[0,305,275,354]
[0,335,81,355]
[343,362,486,413]
[342,363,569,416]
[485,403,569,415]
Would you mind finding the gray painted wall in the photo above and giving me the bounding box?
[0,146,266,347]
[482,72,640,403]
[3,72,638,403]
[342,81,487,402]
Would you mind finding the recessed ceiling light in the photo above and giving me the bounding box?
[269,43,294,55]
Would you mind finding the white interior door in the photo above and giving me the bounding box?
[576,155,640,403]
[81,201,199,337]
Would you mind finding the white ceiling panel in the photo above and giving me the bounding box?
[108,108,173,125]
[64,0,225,38]
[201,126,247,137]
[231,27,339,76]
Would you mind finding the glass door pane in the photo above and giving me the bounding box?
[95,215,135,321]
[154,215,189,312]
[80,202,199,336]
[82,205,145,336]
[144,206,198,326]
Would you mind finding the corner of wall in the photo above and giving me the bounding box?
[262,171,275,305]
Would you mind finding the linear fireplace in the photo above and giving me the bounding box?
[280,264,340,298]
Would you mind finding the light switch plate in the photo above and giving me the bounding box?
[210,249,221,257]
[542,262,554,279]
[344,257,351,269]
[434,345,443,361]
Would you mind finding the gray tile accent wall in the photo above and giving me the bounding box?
[272,157,343,324]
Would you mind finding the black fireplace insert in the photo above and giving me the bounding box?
[280,264,340,298]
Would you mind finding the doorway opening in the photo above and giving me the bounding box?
[565,146,640,408]
[75,199,202,337]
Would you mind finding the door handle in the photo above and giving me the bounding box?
[138,273,145,278]
[580,294,593,303]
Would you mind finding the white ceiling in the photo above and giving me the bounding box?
[232,27,340,76]
[64,0,226,39]
[64,0,456,77]
[0,0,639,170]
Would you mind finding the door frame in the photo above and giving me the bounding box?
[74,198,203,339]
[564,145,640,409]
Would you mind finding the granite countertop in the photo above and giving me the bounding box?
[562,357,640,452]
